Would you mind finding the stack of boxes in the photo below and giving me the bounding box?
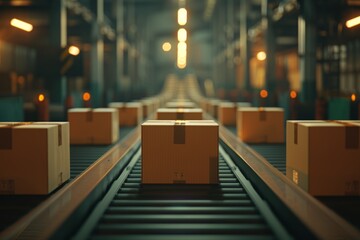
[0,122,70,194]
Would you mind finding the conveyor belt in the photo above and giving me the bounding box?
[71,145,291,239]
[246,144,286,174]
[70,127,134,178]
[226,126,360,231]
[2,124,360,239]
[0,127,134,232]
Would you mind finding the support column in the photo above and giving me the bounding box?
[227,0,235,88]
[129,3,137,89]
[115,0,124,101]
[262,0,276,105]
[298,0,316,106]
[90,0,104,107]
[221,2,227,86]
[50,0,67,104]
[240,0,250,91]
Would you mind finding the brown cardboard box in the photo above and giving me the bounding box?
[165,101,196,108]
[207,99,221,118]
[218,102,237,125]
[141,99,155,118]
[237,107,284,143]
[109,102,143,126]
[68,108,118,144]
[157,108,203,120]
[199,98,207,112]
[286,120,360,196]
[142,120,219,184]
[0,122,70,194]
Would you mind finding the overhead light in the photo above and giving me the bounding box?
[346,16,360,28]
[177,28,187,42]
[177,42,187,69]
[68,46,80,56]
[256,51,266,61]
[162,42,171,52]
[10,18,33,32]
[178,8,187,26]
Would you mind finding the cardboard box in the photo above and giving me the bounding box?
[237,107,284,143]
[157,108,203,120]
[141,99,155,118]
[109,102,143,126]
[286,120,360,196]
[218,102,237,125]
[142,120,219,184]
[218,102,252,125]
[165,101,196,109]
[68,108,118,144]
[0,122,70,194]
[207,99,221,118]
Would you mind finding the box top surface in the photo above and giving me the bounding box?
[300,122,345,127]
[0,122,68,127]
[287,120,325,124]
[157,108,202,113]
[288,120,360,127]
[68,108,92,112]
[94,108,117,112]
[0,123,56,129]
[299,121,360,127]
[31,122,69,126]
[166,101,195,105]
[142,120,218,126]
[109,102,141,108]
[238,107,284,112]
[68,108,116,113]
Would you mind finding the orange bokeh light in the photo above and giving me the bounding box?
[260,89,268,98]
[38,94,45,102]
[290,90,297,99]
[83,92,91,101]
[351,93,356,102]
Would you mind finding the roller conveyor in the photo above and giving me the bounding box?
[226,126,360,231]
[70,127,134,178]
[72,146,290,239]
[1,125,360,239]
[0,127,134,232]
[247,144,286,174]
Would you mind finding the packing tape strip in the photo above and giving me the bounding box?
[173,120,186,144]
[0,122,63,149]
[259,107,266,121]
[86,109,93,122]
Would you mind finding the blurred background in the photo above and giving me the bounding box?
[0,0,359,121]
